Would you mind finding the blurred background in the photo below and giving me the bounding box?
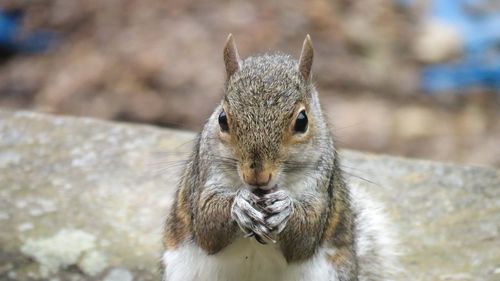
[0,0,499,167]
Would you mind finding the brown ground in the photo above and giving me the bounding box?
[0,0,499,167]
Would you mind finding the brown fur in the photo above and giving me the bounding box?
[194,188,238,254]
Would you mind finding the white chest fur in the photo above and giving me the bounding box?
[162,238,338,281]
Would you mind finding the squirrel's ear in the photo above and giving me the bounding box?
[298,34,314,81]
[223,34,241,79]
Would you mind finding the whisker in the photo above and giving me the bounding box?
[341,171,381,188]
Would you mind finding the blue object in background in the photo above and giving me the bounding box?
[0,9,56,55]
[419,0,500,93]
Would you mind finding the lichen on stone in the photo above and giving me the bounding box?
[79,250,108,276]
[103,268,134,281]
[0,151,22,168]
[17,222,34,232]
[20,229,108,277]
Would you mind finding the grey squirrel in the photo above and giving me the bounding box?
[162,35,397,281]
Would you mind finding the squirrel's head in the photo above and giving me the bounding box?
[207,35,329,192]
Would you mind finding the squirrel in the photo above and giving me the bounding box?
[162,35,397,281]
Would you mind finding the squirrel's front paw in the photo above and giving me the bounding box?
[231,188,272,243]
[260,190,294,234]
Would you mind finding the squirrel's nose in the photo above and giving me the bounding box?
[244,172,272,189]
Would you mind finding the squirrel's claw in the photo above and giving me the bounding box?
[254,234,267,244]
[252,231,276,244]
[258,232,276,244]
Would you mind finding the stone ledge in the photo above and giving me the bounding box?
[0,111,498,281]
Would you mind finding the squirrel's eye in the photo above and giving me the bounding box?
[218,110,229,132]
[294,110,308,133]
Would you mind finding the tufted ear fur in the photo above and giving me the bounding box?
[298,35,314,81]
[223,34,241,79]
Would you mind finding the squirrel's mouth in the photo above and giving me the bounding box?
[251,185,278,196]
